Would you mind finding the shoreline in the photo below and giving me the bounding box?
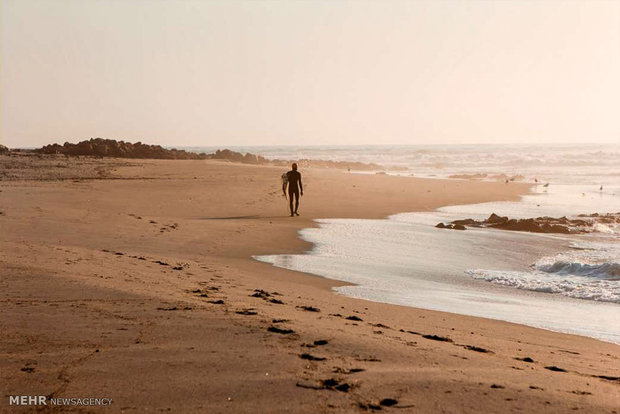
[2,156,619,413]
[254,212,620,346]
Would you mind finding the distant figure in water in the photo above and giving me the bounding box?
[286,163,303,217]
[600,185,603,192]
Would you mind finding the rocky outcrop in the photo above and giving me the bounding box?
[209,149,268,164]
[38,138,208,160]
[34,138,382,170]
[0,145,9,154]
[436,213,620,234]
[435,222,466,230]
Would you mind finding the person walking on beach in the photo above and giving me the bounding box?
[285,163,303,217]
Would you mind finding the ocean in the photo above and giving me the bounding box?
[196,144,620,343]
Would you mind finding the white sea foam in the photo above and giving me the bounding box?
[469,237,620,302]
[467,269,620,303]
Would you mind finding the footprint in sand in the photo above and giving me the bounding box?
[345,315,363,322]
[235,309,258,316]
[272,318,289,324]
[358,398,401,410]
[296,378,352,393]
[267,326,294,335]
[421,334,452,342]
[251,289,285,305]
[595,375,620,382]
[296,305,320,312]
[189,288,209,298]
[333,367,364,374]
[460,345,492,353]
[299,353,326,361]
[156,306,192,311]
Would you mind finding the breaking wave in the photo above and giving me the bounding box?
[468,269,620,303]
[537,261,620,280]
[468,251,620,303]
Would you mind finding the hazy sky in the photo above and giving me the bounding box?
[1,0,619,148]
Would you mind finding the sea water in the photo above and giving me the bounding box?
[196,144,620,343]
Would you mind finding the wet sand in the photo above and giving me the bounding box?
[1,155,619,413]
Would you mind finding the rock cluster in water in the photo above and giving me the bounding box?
[436,213,620,234]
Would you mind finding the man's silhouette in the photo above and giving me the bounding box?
[286,163,303,217]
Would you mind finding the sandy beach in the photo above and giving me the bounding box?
[1,155,619,413]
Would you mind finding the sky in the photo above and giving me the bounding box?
[1,0,619,148]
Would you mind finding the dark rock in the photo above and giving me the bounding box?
[487,213,509,224]
[38,138,207,159]
[452,218,476,226]
[441,212,620,235]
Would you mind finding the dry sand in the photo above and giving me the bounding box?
[1,155,619,413]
